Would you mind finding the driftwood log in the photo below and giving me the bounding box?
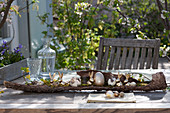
[4,72,167,93]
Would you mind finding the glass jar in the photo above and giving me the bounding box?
[37,38,56,79]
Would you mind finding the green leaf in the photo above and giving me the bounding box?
[98,25,103,30]
[103,14,108,19]
[118,18,122,23]
[139,74,143,77]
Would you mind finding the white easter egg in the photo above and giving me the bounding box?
[94,72,105,86]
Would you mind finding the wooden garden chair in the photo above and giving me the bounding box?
[96,37,160,70]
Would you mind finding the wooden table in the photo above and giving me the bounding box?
[0,69,170,113]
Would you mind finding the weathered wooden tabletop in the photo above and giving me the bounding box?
[0,69,170,113]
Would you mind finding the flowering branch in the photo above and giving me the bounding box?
[156,0,170,42]
[0,0,14,29]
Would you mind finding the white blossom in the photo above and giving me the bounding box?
[0,3,4,9]
[163,29,166,33]
[161,13,166,19]
[136,34,142,39]
[166,46,170,52]
[0,57,3,60]
[160,45,170,57]
[1,12,4,17]
[119,0,123,3]
[74,2,92,16]
[159,0,165,3]
[134,24,141,29]
[161,10,168,19]
[130,28,137,33]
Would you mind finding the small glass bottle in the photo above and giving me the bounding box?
[37,38,56,79]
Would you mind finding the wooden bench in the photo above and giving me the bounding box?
[97,37,160,70]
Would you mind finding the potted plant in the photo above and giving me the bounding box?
[0,41,26,84]
[0,0,39,84]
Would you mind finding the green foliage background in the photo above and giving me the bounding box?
[39,0,170,70]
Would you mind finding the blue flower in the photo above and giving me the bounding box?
[19,44,22,48]
[3,41,7,45]
[14,48,21,54]
[1,49,6,55]
[2,41,8,48]
[2,44,5,48]
[17,49,20,53]
[14,48,17,53]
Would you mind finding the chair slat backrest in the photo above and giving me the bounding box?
[96,37,160,70]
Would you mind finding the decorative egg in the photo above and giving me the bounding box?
[114,91,119,97]
[119,92,124,98]
[106,90,114,98]
[94,72,105,86]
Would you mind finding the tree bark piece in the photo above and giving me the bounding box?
[4,72,167,93]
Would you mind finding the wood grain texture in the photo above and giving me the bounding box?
[108,46,115,70]
[133,48,140,69]
[152,39,160,69]
[125,48,134,69]
[140,48,146,69]
[120,47,127,69]
[102,46,110,70]
[103,38,158,48]
[1,109,170,113]
[97,37,104,70]
[114,47,121,70]
[97,38,160,70]
[146,48,153,69]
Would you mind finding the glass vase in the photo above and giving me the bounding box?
[37,38,56,79]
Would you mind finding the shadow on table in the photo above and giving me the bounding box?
[134,92,167,102]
